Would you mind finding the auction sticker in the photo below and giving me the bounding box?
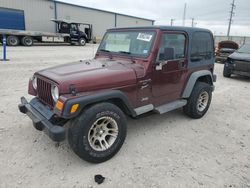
[137,33,153,42]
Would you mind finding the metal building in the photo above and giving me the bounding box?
[0,0,154,39]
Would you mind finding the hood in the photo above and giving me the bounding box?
[36,58,145,93]
[218,41,239,50]
[229,52,250,62]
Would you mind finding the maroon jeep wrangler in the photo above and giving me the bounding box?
[19,26,216,163]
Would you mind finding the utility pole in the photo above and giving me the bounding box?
[170,19,175,26]
[191,18,195,27]
[182,3,187,26]
[227,0,236,37]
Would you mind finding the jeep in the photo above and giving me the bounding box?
[19,26,216,163]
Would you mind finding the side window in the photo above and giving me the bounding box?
[158,33,186,61]
[191,32,213,61]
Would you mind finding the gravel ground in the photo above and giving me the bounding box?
[0,44,249,188]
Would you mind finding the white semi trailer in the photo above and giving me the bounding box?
[0,19,92,46]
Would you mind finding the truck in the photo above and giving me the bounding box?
[0,19,92,46]
[18,26,217,163]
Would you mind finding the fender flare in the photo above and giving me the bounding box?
[182,70,214,98]
[61,90,136,119]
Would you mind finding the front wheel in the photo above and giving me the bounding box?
[68,102,127,163]
[183,82,212,119]
[78,38,86,46]
[223,64,232,78]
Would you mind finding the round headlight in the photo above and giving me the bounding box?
[51,85,59,102]
[32,76,37,90]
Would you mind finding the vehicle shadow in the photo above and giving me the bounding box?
[230,75,250,83]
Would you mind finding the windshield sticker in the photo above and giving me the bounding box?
[137,33,153,42]
[143,50,148,54]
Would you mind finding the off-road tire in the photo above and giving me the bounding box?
[21,36,33,46]
[79,38,86,46]
[183,82,212,119]
[7,36,20,46]
[68,102,127,163]
[223,65,231,78]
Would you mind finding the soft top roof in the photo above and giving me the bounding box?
[108,25,212,34]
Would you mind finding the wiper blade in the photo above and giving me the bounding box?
[118,51,131,54]
[100,49,110,52]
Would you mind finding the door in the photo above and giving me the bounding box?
[70,23,80,40]
[0,7,25,30]
[152,32,188,101]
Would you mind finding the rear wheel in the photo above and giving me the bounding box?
[7,36,20,46]
[183,82,212,119]
[21,36,33,46]
[79,38,86,46]
[68,102,127,163]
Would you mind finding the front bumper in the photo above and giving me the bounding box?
[225,62,250,77]
[18,97,66,142]
[216,56,227,62]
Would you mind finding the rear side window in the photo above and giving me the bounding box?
[191,32,213,61]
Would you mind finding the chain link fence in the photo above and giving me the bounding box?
[214,35,250,46]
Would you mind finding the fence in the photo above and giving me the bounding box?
[214,35,250,46]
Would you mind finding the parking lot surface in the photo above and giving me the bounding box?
[0,44,249,188]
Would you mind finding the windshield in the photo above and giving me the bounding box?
[98,31,156,57]
[237,43,250,54]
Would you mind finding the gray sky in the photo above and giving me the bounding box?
[57,0,250,36]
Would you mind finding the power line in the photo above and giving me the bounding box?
[227,0,236,36]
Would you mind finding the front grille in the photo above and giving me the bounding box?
[37,78,54,107]
[235,61,250,72]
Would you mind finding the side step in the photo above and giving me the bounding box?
[154,99,187,114]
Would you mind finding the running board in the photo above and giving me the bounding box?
[154,100,187,114]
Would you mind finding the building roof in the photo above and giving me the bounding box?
[51,0,154,22]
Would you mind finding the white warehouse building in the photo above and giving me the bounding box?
[0,0,154,39]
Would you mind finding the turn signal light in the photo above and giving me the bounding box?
[70,104,79,114]
[55,100,64,111]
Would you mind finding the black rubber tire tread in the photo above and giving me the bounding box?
[183,82,212,119]
[21,36,33,46]
[223,65,231,78]
[7,36,20,46]
[68,102,127,163]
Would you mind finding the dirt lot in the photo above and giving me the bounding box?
[0,44,249,188]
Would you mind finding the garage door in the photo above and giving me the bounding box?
[0,7,25,30]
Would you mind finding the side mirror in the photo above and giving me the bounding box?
[155,61,163,70]
[155,47,174,71]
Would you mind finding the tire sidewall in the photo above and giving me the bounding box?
[7,36,19,46]
[79,38,86,46]
[22,36,33,46]
[194,86,212,117]
[69,103,127,163]
[184,82,213,119]
[223,64,232,77]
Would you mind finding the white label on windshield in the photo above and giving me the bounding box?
[137,33,153,42]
